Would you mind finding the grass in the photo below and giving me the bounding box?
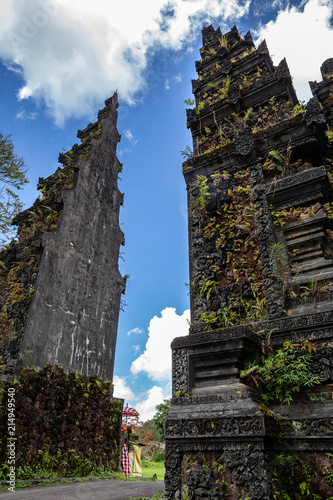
[141,461,165,481]
[0,460,166,491]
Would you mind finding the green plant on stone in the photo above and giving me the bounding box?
[184,98,195,107]
[194,175,209,208]
[271,454,324,499]
[18,350,33,367]
[299,273,325,307]
[243,107,253,127]
[219,34,228,49]
[196,101,204,114]
[207,75,230,100]
[246,275,266,322]
[180,145,193,161]
[240,341,321,408]
[204,47,217,58]
[269,242,290,288]
[64,150,74,164]
[199,277,217,300]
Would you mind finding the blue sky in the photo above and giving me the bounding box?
[0,0,333,420]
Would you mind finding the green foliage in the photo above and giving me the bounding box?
[141,460,165,481]
[269,242,290,285]
[241,341,321,406]
[152,399,171,441]
[206,75,230,100]
[272,453,333,499]
[180,145,193,161]
[184,98,195,107]
[153,451,165,462]
[324,466,333,486]
[268,149,284,165]
[0,366,122,476]
[190,170,265,329]
[195,175,209,208]
[18,350,33,367]
[0,132,29,243]
[204,47,217,58]
[218,34,228,49]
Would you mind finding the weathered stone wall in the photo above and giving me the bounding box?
[0,94,125,382]
[0,365,123,475]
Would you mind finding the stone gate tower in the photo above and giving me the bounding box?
[0,93,125,382]
[165,26,333,499]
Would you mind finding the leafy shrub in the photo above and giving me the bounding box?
[241,341,321,407]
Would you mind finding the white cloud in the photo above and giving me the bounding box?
[132,345,141,354]
[130,307,190,381]
[255,0,333,102]
[0,0,250,125]
[118,148,132,157]
[135,385,171,422]
[123,129,138,147]
[16,109,38,120]
[127,327,144,336]
[113,375,135,401]
[164,73,182,90]
[124,129,134,141]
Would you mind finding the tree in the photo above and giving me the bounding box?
[133,420,161,460]
[0,132,28,243]
[152,399,171,441]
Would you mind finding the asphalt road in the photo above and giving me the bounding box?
[0,480,165,499]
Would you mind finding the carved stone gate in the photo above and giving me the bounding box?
[165,25,333,499]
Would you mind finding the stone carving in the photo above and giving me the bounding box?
[273,191,323,211]
[227,83,241,105]
[202,25,216,45]
[265,166,326,196]
[172,389,253,405]
[305,96,326,125]
[270,327,333,346]
[321,57,333,79]
[249,163,264,185]
[243,30,253,43]
[312,347,333,383]
[220,59,232,75]
[224,449,272,500]
[250,183,286,318]
[165,415,265,438]
[281,417,333,437]
[257,39,268,54]
[172,348,188,397]
[217,46,228,59]
[187,470,225,500]
[276,58,290,78]
[186,108,196,128]
[309,80,319,94]
[241,73,277,98]
[192,79,200,93]
[235,128,254,156]
[165,444,182,500]
[172,324,252,348]
[266,310,333,335]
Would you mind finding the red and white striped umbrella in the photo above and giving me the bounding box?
[123,404,139,423]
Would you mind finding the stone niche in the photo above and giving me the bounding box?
[165,25,333,499]
[0,93,125,383]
